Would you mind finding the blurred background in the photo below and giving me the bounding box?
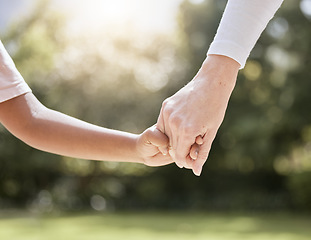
[0,0,311,239]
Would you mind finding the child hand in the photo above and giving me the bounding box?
[137,125,173,167]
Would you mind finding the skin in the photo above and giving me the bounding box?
[0,93,173,167]
[157,54,240,176]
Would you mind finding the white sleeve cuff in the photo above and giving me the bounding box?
[207,0,284,69]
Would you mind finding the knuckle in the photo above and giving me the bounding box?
[168,114,183,128]
[162,98,170,107]
[161,98,172,110]
[144,128,152,138]
[163,105,174,118]
[182,123,196,138]
[162,104,174,117]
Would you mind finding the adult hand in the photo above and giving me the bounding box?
[157,55,240,176]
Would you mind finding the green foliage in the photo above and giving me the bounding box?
[0,212,311,240]
[287,172,311,210]
[1,0,311,211]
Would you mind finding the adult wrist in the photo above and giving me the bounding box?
[196,55,240,92]
[203,54,240,75]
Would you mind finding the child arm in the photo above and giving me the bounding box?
[0,93,172,166]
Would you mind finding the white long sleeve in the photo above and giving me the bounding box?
[207,0,284,68]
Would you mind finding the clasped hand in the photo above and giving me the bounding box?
[156,55,240,176]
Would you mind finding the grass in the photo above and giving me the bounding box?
[0,211,310,240]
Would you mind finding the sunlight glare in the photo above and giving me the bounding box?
[300,0,311,19]
[53,0,183,36]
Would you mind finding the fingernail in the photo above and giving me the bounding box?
[193,166,202,177]
[194,150,199,160]
[176,162,184,169]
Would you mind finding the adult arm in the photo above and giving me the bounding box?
[157,0,284,176]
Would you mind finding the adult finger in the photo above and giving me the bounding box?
[156,108,165,134]
[173,133,196,169]
[192,143,210,176]
[192,131,216,176]
[155,112,169,156]
[184,155,195,169]
[157,123,181,166]
[157,103,182,167]
[168,148,184,168]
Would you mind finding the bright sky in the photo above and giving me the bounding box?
[50,0,184,35]
[2,0,311,35]
[0,0,188,35]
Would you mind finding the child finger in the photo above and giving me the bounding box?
[195,135,204,145]
[189,143,200,160]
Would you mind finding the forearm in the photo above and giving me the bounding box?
[208,0,284,68]
[28,109,141,163]
[198,55,240,93]
[0,93,142,163]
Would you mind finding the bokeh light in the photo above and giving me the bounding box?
[50,0,183,36]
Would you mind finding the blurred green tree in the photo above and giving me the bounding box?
[0,0,182,210]
[1,0,311,211]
